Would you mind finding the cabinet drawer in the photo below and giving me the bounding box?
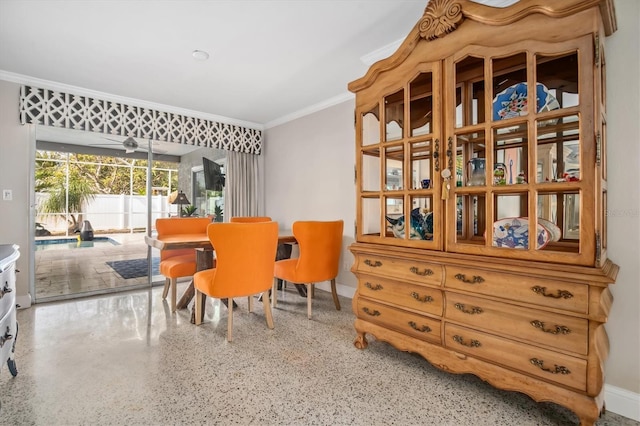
[445,324,586,391]
[0,267,16,317]
[0,308,17,367]
[356,298,441,344]
[358,276,443,316]
[446,293,588,355]
[445,266,588,314]
[356,254,443,287]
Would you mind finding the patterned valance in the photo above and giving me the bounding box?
[19,85,263,154]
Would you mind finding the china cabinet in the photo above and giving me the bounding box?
[348,1,618,424]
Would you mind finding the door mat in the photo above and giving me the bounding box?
[106,258,160,279]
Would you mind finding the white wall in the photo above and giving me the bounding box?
[264,100,357,293]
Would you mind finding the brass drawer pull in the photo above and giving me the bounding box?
[364,282,383,291]
[530,320,571,335]
[531,286,573,299]
[454,303,483,315]
[362,307,381,316]
[410,267,433,276]
[0,326,13,348]
[530,358,571,375]
[364,259,382,268]
[453,335,481,348]
[454,273,484,284]
[408,321,431,333]
[411,292,434,303]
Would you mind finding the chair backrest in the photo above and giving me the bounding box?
[292,220,343,282]
[230,216,272,223]
[204,221,279,298]
[156,217,211,260]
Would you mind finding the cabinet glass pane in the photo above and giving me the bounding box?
[455,56,485,128]
[456,194,486,244]
[536,115,580,183]
[494,194,532,249]
[411,140,433,190]
[536,52,578,110]
[411,196,434,240]
[410,72,433,137]
[362,104,380,146]
[457,131,486,187]
[494,123,528,185]
[361,148,381,192]
[361,197,381,237]
[385,196,405,238]
[537,192,580,252]
[492,53,527,121]
[385,89,404,141]
[385,146,404,190]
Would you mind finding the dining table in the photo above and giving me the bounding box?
[145,229,296,323]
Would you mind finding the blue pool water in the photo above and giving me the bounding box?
[36,237,120,251]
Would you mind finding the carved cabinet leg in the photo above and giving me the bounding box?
[354,332,368,349]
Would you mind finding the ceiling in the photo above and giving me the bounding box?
[0,0,517,156]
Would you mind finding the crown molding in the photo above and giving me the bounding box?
[0,69,264,131]
[264,92,354,129]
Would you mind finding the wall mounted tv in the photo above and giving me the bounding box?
[203,157,225,192]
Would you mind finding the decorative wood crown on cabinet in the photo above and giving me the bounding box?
[348,1,618,425]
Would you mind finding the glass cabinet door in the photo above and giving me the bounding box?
[445,36,596,265]
[356,64,442,249]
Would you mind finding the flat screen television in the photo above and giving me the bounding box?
[203,157,225,192]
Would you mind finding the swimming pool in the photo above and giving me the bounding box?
[35,237,120,251]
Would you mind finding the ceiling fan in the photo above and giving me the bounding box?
[90,136,166,154]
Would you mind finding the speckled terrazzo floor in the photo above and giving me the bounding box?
[0,284,637,426]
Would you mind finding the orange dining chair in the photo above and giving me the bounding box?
[156,217,211,312]
[273,220,343,319]
[193,221,279,342]
[230,216,272,223]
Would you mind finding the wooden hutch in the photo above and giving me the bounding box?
[348,1,618,424]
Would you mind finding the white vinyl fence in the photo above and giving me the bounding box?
[36,193,179,234]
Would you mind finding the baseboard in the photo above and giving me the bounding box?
[605,384,640,421]
[324,283,640,422]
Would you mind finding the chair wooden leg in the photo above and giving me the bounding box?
[227,298,234,342]
[195,290,203,325]
[307,283,312,320]
[170,278,177,313]
[162,278,170,299]
[330,278,341,310]
[310,284,315,299]
[263,291,274,329]
[272,277,278,308]
[248,296,253,313]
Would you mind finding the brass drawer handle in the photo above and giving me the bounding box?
[411,292,434,303]
[454,303,483,315]
[0,284,13,298]
[410,267,433,276]
[530,358,571,375]
[408,321,431,333]
[362,307,381,316]
[531,286,573,299]
[364,282,383,291]
[453,335,481,348]
[364,259,382,268]
[454,273,484,284]
[0,326,13,348]
[530,320,571,335]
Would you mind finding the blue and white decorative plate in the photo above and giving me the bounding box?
[386,208,433,240]
[492,82,560,121]
[493,217,550,249]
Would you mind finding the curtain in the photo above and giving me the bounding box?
[225,150,261,220]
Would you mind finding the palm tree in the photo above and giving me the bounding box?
[38,177,96,234]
